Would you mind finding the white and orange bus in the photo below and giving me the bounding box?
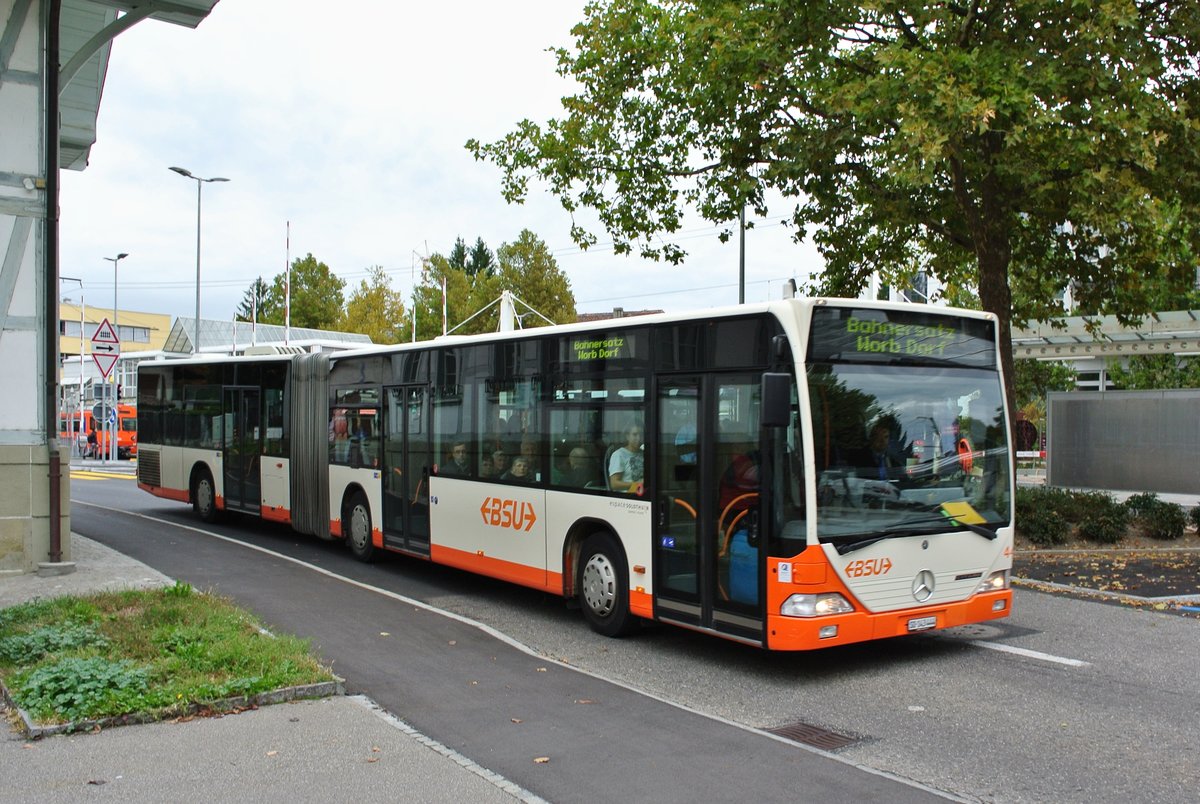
[135,299,1013,650]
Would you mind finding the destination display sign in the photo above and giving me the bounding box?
[808,306,996,368]
[555,329,648,373]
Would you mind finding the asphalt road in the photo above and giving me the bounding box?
[68,471,1200,802]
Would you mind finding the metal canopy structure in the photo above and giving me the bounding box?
[1011,310,1200,360]
[163,317,374,355]
[58,0,219,170]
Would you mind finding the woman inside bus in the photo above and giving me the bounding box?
[608,421,645,494]
[503,455,533,483]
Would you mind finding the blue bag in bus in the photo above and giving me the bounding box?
[728,528,758,604]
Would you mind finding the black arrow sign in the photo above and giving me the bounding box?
[93,344,116,353]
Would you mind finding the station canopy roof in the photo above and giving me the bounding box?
[1011,310,1200,360]
[59,0,220,170]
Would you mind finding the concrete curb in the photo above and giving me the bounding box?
[2,678,344,740]
[1013,576,1200,607]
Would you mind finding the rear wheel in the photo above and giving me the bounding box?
[578,533,637,637]
[345,492,377,562]
[193,470,219,523]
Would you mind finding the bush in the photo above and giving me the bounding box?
[1190,506,1200,532]
[1015,487,1078,546]
[1075,492,1129,544]
[1123,492,1160,518]
[1134,499,1188,541]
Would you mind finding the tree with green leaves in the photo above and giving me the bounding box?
[496,229,575,327]
[1107,355,1200,391]
[236,276,274,323]
[411,232,576,340]
[267,253,346,330]
[468,1,1200,420]
[468,237,496,278]
[340,265,408,344]
[411,253,499,342]
[447,237,470,271]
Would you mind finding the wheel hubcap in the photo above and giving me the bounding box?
[197,481,212,512]
[351,505,370,550]
[582,553,617,617]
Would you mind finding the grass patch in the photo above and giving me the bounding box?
[0,582,335,725]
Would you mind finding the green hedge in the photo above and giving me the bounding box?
[1015,487,1192,546]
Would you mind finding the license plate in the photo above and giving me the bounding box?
[907,616,937,632]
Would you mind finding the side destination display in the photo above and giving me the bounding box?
[808,306,996,368]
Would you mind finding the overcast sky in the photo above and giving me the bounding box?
[59,1,826,331]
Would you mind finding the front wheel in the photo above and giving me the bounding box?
[578,533,637,637]
[345,492,377,562]
[193,470,219,523]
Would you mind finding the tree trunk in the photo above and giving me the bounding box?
[975,235,1017,469]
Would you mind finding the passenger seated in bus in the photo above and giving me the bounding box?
[561,446,599,487]
[503,455,533,483]
[479,453,495,479]
[518,437,541,480]
[440,441,470,476]
[608,422,645,494]
[492,449,510,478]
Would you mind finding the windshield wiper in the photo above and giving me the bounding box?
[833,515,997,556]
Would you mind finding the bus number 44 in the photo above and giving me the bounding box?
[480,497,538,532]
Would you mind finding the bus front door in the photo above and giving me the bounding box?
[655,375,764,644]
[382,385,432,555]
[222,387,261,514]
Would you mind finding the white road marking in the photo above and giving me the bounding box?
[968,640,1090,667]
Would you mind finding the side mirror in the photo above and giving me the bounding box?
[761,372,791,428]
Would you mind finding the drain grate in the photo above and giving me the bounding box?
[766,721,859,751]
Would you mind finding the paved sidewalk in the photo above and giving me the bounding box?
[0,536,532,803]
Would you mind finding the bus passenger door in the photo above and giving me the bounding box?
[655,375,763,643]
[382,385,432,555]
[222,387,261,514]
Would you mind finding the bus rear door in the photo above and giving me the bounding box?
[381,385,432,555]
[222,387,261,514]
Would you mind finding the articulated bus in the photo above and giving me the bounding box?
[136,299,1013,650]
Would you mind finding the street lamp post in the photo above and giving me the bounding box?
[101,252,128,463]
[169,167,229,356]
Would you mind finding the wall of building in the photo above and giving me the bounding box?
[0,0,54,574]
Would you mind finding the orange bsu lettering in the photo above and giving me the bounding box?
[845,557,893,578]
[480,497,538,532]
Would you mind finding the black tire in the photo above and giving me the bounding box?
[577,533,637,637]
[193,469,220,523]
[345,491,377,562]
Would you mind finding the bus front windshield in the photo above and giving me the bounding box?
[808,364,1010,547]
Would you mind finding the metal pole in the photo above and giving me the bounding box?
[78,294,84,456]
[194,179,202,355]
[739,205,746,304]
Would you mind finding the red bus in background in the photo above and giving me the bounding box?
[59,403,137,459]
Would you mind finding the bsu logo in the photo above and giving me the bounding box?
[480,497,538,532]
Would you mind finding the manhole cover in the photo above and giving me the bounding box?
[766,721,859,751]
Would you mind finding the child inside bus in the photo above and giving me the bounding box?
[608,421,644,493]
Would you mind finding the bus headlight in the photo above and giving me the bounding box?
[780,593,854,618]
[977,570,1009,593]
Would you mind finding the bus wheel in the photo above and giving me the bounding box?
[578,533,637,637]
[194,470,219,523]
[345,492,377,562]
